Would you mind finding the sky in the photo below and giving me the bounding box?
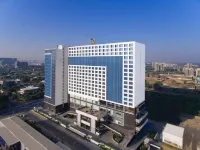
[0,0,200,62]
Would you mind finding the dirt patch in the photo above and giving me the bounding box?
[179,115,200,150]
[180,116,200,130]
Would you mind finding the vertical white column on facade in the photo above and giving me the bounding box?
[91,118,96,134]
[77,113,81,126]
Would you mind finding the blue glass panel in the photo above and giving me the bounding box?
[45,55,52,97]
[69,56,123,104]
[0,136,6,146]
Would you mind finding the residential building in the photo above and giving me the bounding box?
[0,116,62,150]
[152,62,178,72]
[15,61,28,69]
[44,45,69,113]
[184,63,199,69]
[162,123,184,149]
[0,58,17,65]
[0,79,20,87]
[182,63,197,77]
[18,86,39,95]
[196,68,200,77]
[183,68,195,76]
[44,41,147,136]
[28,65,44,71]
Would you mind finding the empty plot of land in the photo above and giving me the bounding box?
[180,116,200,150]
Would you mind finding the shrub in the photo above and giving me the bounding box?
[113,133,123,143]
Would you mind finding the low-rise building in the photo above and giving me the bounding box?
[15,61,28,69]
[76,107,107,134]
[183,67,195,77]
[162,123,184,149]
[18,86,39,95]
[0,79,20,87]
[196,68,200,77]
[0,116,62,150]
[152,62,178,72]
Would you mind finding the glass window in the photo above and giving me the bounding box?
[129,56,133,59]
[129,65,133,68]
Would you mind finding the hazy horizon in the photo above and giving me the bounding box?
[1,0,200,62]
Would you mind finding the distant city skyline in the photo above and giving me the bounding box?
[0,0,200,62]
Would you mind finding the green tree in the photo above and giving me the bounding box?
[153,81,163,91]
[21,76,30,83]
[0,95,9,110]
[11,94,18,100]
[145,80,152,89]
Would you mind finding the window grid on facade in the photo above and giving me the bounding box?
[68,65,106,100]
[68,42,135,107]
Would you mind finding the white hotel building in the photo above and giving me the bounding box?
[44,41,148,135]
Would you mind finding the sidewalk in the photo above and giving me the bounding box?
[71,124,120,150]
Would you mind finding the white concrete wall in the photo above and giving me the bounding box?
[55,45,68,106]
[162,132,183,149]
[64,46,68,103]
[134,42,145,107]
[91,118,96,134]
[55,48,64,106]
[76,110,98,120]
[77,113,81,126]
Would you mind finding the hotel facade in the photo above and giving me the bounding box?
[44,41,148,135]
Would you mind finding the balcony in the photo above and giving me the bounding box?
[136,119,148,132]
[136,111,148,124]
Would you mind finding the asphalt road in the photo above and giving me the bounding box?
[0,99,43,119]
[27,111,101,150]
